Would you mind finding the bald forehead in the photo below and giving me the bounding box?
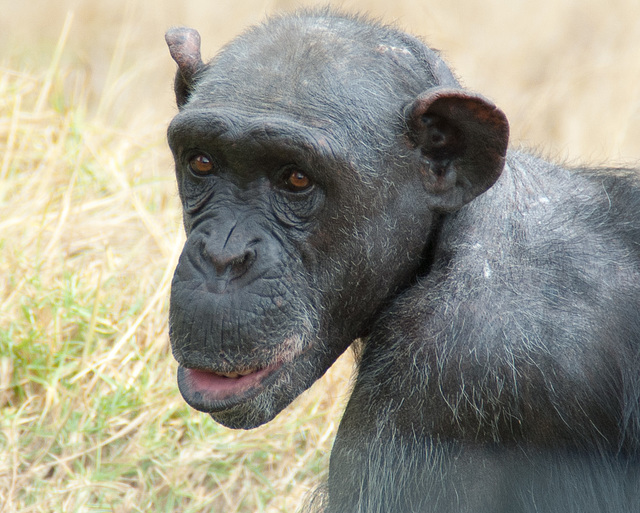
[188,13,443,116]
[222,14,422,70]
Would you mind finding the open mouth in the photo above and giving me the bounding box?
[177,363,283,413]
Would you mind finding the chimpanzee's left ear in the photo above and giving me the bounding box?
[165,27,205,109]
[405,87,509,212]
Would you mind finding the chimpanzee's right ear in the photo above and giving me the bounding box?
[165,27,204,108]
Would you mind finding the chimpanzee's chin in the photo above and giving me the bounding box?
[208,402,278,430]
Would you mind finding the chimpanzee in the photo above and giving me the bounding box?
[165,9,640,513]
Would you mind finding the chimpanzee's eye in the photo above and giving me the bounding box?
[188,153,215,176]
[282,168,313,192]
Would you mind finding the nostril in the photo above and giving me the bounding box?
[230,249,256,276]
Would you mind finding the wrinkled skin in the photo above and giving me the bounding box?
[166,10,640,512]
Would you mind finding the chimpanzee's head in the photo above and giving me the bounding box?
[166,10,508,429]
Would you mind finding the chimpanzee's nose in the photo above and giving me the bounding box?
[203,223,258,282]
[206,243,257,280]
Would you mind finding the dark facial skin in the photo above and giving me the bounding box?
[168,108,431,428]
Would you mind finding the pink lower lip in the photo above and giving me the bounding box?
[183,366,273,401]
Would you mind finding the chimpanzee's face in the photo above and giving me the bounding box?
[167,99,435,428]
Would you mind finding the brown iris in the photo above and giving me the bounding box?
[285,169,311,191]
[189,154,214,175]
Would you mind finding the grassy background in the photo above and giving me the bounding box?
[2,1,640,512]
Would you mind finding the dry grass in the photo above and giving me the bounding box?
[2,1,640,512]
